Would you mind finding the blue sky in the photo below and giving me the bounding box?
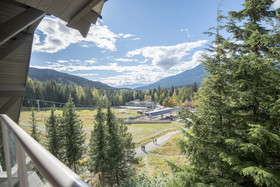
[30,0,280,87]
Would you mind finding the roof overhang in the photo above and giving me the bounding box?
[0,0,106,122]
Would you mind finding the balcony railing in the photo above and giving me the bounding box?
[0,114,89,187]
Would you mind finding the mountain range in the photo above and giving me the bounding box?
[28,64,206,90]
[135,64,205,90]
[28,68,113,89]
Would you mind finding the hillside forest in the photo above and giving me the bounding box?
[24,78,198,108]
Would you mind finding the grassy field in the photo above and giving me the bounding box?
[136,135,188,176]
[20,108,186,179]
[19,109,182,144]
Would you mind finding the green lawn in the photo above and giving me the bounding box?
[20,109,186,178]
[19,109,182,144]
[127,123,182,143]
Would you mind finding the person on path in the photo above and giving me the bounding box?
[141,145,145,151]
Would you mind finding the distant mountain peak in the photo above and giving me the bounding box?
[135,64,205,90]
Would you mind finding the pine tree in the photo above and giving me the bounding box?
[61,96,86,172]
[223,1,280,185]
[117,121,139,182]
[89,105,138,186]
[89,107,107,186]
[105,105,123,186]
[30,109,40,142]
[171,1,280,186]
[45,107,61,159]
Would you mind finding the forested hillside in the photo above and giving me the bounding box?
[24,78,197,108]
[29,67,112,90]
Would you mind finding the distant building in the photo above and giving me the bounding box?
[125,99,155,109]
[145,108,174,117]
[119,106,147,110]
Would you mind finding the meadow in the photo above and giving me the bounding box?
[19,108,183,144]
[136,135,188,176]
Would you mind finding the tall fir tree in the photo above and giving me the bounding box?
[105,105,123,186]
[117,121,139,183]
[89,107,107,186]
[171,1,280,186]
[89,105,139,186]
[30,109,40,142]
[45,107,61,159]
[61,96,86,172]
[224,0,280,185]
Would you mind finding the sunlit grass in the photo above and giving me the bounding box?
[19,109,182,144]
[136,135,187,176]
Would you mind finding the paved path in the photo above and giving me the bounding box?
[19,122,46,132]
[135,130,180,157]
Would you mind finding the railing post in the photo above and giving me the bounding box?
[1,119,13,187]
[15,136,29,187]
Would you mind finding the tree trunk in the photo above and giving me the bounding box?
[74,162,76,173]
[101,170,105,187]
[116,169,119,186]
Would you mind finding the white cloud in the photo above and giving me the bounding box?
[139,59,148,64]
[100,51,204,86]
[126,40,207,70]
[31,61,161,73]
[180,28,191,37]
[123,34,135,38]
[132,37,141,40]
[33,34,41,45]
[69,59,81,62]
[57,60,68,63]
[171,50,204,72]
[73,73,98,76]
[180,28,189,32]
[273,0,280,8]
[33,17,118,53]
[85,58,97,64]
[31,48,205,87]
[115,58,138,62]
[99,72,167,86]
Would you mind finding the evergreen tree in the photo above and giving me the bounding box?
[61,96,86,172]
[171,1,280,186]
[89,107,107,186]
[192,82,198,92]
[117,121,140,182]
[89,105,139,186]
[45,107,61,159]
[105,106,123,185]
[30,109,40,142]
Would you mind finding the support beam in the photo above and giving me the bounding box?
[0,33,32,61]
[0,85,25,97]
[0,7,45,45]
[0,97,19,114]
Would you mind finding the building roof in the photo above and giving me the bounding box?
[145,108,174,117]
[0,0,105,123]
